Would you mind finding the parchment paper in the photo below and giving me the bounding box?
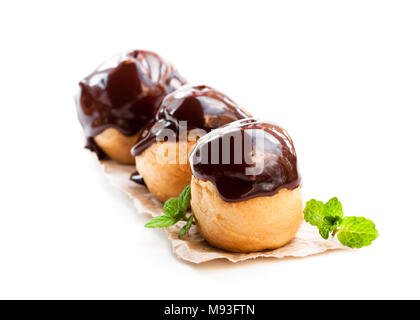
[99,159,346,263]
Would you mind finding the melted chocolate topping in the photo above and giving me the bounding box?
[85,137,107,160]
[76,50,186,143]
[130,171,146,186]
[131,85,251,156]
[189,118,300,202]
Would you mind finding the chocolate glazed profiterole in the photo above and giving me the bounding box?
[189,118,303,253]
[75,50,186,164]
[131,85,252,202]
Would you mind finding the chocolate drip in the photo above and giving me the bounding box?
[75,50,186,156]
[85,137,107,160]
[130,171,146,186]
[131,85,251,156]
[189,118,300,202]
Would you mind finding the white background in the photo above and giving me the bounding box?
[0,0,419,299]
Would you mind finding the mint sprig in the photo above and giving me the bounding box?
[145,185,195,238]
[179,214,195,239]
[304,197,378,248]
[304,197,343,240]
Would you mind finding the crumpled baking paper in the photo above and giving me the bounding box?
[99,159,346,263]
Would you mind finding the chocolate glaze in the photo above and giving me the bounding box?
[131,85,251,156]
[85,137,107,160]
[75,50,186,155]
[130,171,146,186]
[189,118,300,202]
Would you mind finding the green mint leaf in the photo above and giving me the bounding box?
[325,197,344,219]
[178,185,191,213]
[303,199,325,226]
[178,214,195,238]
[145,214,177,228]
[337,216,379,248]
[319,224,332,240]
[163,198,180,218]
